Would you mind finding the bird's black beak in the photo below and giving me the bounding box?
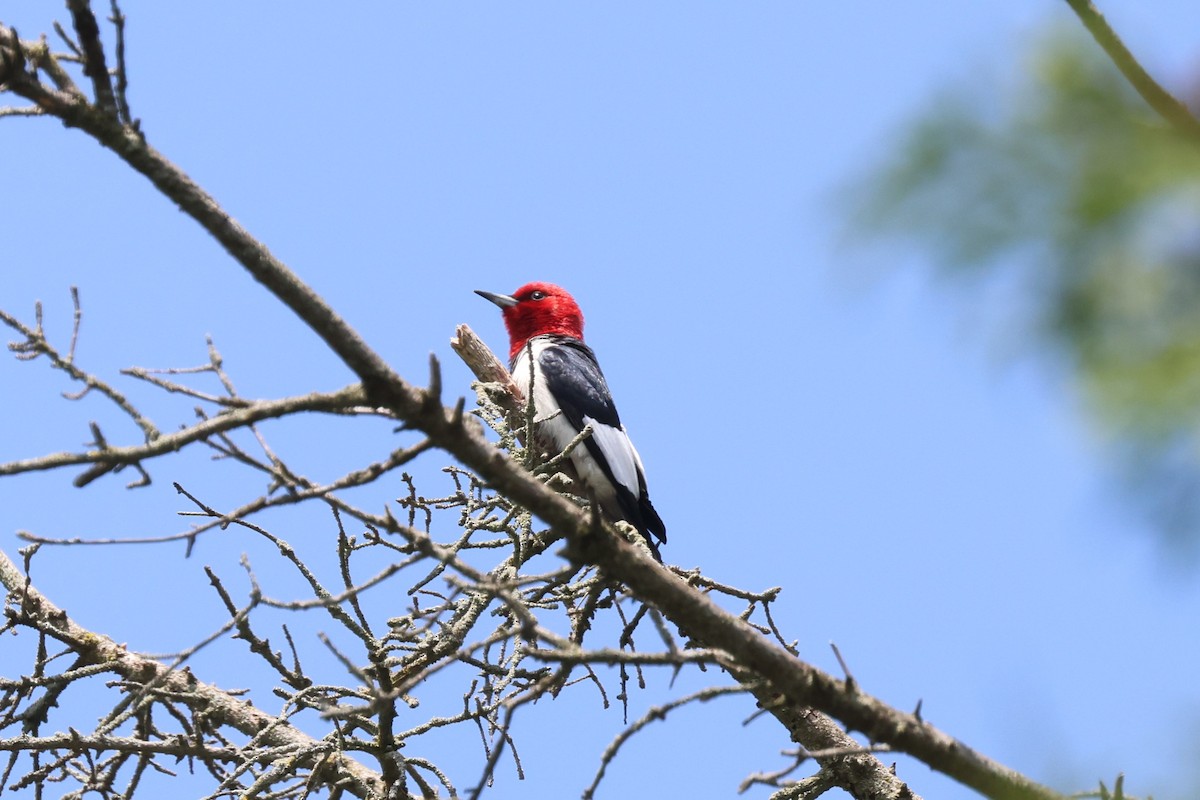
[475,289,518,308]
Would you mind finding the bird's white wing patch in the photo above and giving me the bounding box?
[584,416,641,496]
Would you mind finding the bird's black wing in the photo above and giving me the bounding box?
[536,339,621,431]
[538,340,666,552]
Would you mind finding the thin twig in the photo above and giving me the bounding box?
[0,384,368,484]
[108,0,134,126]
[1063,0,1200,139]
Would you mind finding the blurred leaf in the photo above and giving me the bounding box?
[850,31,1200,545]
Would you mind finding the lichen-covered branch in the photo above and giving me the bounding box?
[0,547,386,798]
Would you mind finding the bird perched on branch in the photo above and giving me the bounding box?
[476,282,667,560]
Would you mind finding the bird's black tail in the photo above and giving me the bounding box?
[633,497,666,562]
[611,483,666,562]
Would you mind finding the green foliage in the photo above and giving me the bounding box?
[853,31,1200,540]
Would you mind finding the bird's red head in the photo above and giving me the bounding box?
[475,282,585,360]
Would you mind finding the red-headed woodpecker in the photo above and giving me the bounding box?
[476,282,667,560]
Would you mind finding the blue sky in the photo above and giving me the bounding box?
[4,2,1200,798]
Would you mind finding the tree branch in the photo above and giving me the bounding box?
[1063,0,1200,139]
[64,1,115,115]
[564,526,1062,800]
[0,547,386,798]
[0,384,369,485]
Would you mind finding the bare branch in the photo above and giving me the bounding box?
[107,0,133,125]
[0,547,386,798]
[2,295,161,442]
[0,384,368,483]
[65,0,117,115]
[0,732,244,761]
[584,685,748,799]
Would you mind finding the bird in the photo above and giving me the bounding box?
[476,282,667,560]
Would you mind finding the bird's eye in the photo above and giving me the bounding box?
[530,290,547,301]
